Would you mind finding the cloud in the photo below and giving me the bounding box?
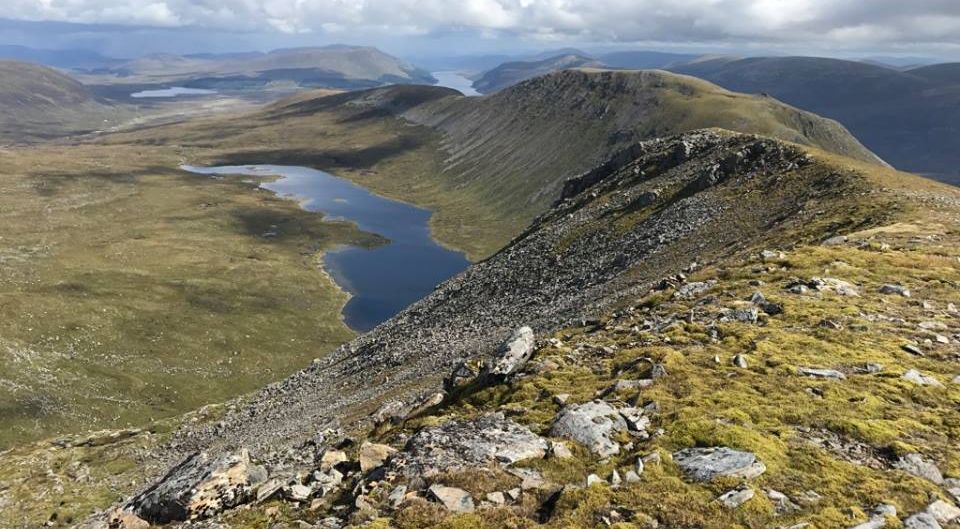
[1,0,959,49]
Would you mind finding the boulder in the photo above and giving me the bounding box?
[428,485,475,513]
[484,326,536,378]
[673,447,766,482]
[766,489,800,514]
[127,450,267,523]
[902,369,944,388]
[879,284,911,297]
[550,401,628,457]
[895,453,944,484]
[798,367,846,380]
[319,449,348,471]
[359,442,397,473]
[718,487,754,509]
[394,413,547,478]
[926,499,960,524]
[904,513,942,529]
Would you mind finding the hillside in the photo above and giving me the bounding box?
[0,61,125,141]
[5,129,958,529]
[667,56,960,183]
[86,46,435,91]
[906,63,960,85]
[472,54,603,93]
[145,69,882,260]
[597,50,699,69]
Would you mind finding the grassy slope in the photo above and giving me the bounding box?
[4,144,959,529]
[0,142,383,447]
[0,61,130,142]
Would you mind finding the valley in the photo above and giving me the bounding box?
[0,35,957,529]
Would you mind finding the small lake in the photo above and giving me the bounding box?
[131,86,218,98]
[432,71,480,96]
[182,165,470,332]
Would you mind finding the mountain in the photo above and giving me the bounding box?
[0,60,123,141]
[93,46,436,91]
[11,127,956,529]
[470,51,702,94]
[157,69,881,260]
[667,56,960,183]
[597,50,700,69]
[472,54,603,93]
[0,44,119,70]
[905,62,960,85]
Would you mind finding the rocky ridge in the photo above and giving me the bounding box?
[54,127,959,529]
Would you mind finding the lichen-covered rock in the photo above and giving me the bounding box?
[359,441,397,473]
[127,450,267,523]
[673,447,766,482]
[393,412,547,478]
[428,484,475,513]
[483,326,536,378]
[550,400,628,456]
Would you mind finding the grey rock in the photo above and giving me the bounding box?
[388,485,407,508]
[395,413,547,478]
[550,400,628,456]
[895,453,944,484]
[428,485,474,513]
[766,489,800,514]
[849,516,888,529]
[722,307,760,323]
[733,354,748,368]
[486,491,506,505]
[624,470,641,483]
[798,367,846,380]
[874,504,897,517]
[902,344,925,356]
[673,447,766,482]
[483,326,536,378]
[126,450,265,523]
[674,281,715,299]
[904,513,942,529]
[618,406,650,432]
[879,284,911,297]
[822,235,848,246]
[718,487,754,509]
[609,469,622,487]
[586,474,603,486]
[926,499,960,523]
[902,369,944,387]
[284,484,312,502]
[549,441,573,459]
[649,363,669,379]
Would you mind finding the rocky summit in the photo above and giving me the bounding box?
[3,127,960,529]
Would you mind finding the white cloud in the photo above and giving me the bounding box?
[1,0,960,48]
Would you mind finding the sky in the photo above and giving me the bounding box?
[0,1,958,61]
